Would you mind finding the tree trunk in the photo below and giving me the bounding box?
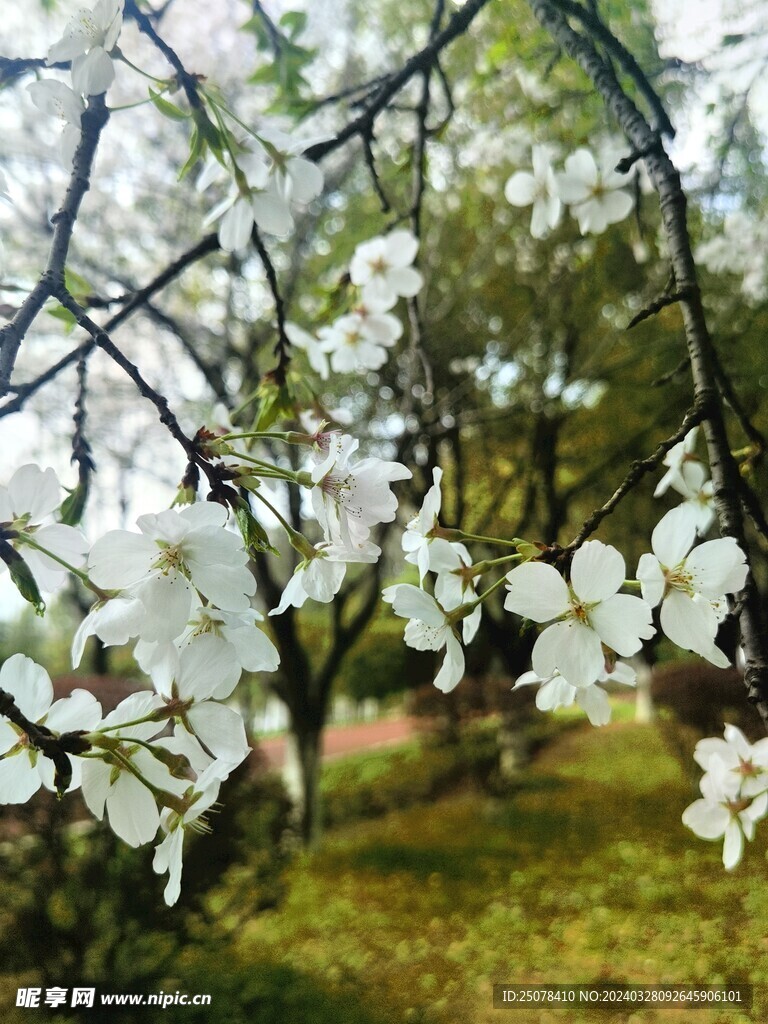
[282,714,324,847]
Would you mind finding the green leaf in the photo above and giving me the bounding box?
[253,377,295,432]
[240,14,272,51]
[234,501,280,556]
[193,106,224,156]
[149,88,189,121]
[47,304,77,331]
[248,64,279,87]
[279,10,308,39]
[59,480,89,527]
[178,124,203,180]
[64,268,93,300]
[0,541,45,615]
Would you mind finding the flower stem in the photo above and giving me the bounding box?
[249,488,315,559]
[471,553,523,575]
[17,534,108,599]
[433,526,523,548]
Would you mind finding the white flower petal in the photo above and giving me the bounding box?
[433,631,464,693]
[722,819,744,869]
[636,553,665,607]
[686,537,747,598]
[589,593,654,656]
[651,506,696,568]
[532,619,604,687]
[575,684,612,726]
[186,703,250,763]
[682,798,729,839]
[570,540,625,603]
[0,752,40,804]
[107,773,161,847]
[504,562,570,622]
[660,590,729,667]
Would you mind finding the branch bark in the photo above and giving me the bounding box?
[529,0,768,721]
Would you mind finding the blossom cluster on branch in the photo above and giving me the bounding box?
[504,143,635,238]
[0,417,412,902]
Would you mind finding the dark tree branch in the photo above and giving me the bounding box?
[626,286,695,329]
[251,226,291,381]
[0,96,110,396]
[552,0,675,137]
[527,0,768,720]
[0,233,220,419]
[124,0,203,111]
[304,0,493,163]
[0,688,90,796]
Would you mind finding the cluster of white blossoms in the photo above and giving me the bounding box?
[384,468,484,695]
[201,126,326,249]
[683,726,768,869]
[0,432,413,902]
[504,541,654,725]
[380,435,766,870]
[269,428,411,613]
[286,229,424,378]
[696,211,768,305]
[27,0,124,168]
[504,143,634,238]
[384,437,747,731]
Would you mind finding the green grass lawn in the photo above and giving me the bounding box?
[174,721,766,1024]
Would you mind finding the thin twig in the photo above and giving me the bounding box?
[304,0,493,163]
[251,226,291,380]
[0,96,110,396]
[564,407,705,552]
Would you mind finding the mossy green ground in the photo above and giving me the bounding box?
[173,721,766,1024]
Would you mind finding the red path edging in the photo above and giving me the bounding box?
[257,717,419,769]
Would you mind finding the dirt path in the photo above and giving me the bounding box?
[257,716,419,769]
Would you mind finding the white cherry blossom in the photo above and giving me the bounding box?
[319,313,390,373]
[203,131,324,247]
[27,80,85,169]
[382,583,465,693]
[693,724,768,799]
[310,434,411,547]
[504,541,654,687]
[319,299,403,374]
[682,754,768,870]
[270,538,380,616]
[87,503,256,643]
[504,145,562,239]
[513,659,636,727]
[637,506,748,667]
[256,125,325,207]
[0,463,88,592]
[402,467,456,585]
[0,655,101,802]
[47,0,124,97]
[557,147,633,235]
[654,427,701,497]
[349,230,424,307]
